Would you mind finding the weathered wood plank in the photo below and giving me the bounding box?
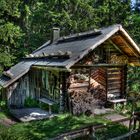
[107,74,121,77]
[69,82,89,89]
[108,89,121,93]
[72,64,125,68]
[107,77,121,80]
[108,86,121,90]
[108,81,121,85]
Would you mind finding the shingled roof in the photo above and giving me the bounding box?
[0,24,140,88]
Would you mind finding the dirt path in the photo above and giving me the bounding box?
[120,120,130,128]
[0,118,17,127]
[104,113,130,128]
[0,110,17,127]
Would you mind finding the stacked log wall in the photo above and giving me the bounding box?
[68,42,128,114]
[107,67,123,99]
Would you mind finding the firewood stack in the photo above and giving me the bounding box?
[90,85,106,102]
[69,90,100,115]
[110,54,128,64]
[68,68,106,115]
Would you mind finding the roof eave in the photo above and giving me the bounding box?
[119,26,140,57]
[2,69,30,88]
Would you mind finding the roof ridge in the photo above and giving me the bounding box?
[57,24,122,43]
[57,29,102,43]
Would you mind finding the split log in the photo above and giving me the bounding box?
[110,54,128,64]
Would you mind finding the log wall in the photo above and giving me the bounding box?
[107,67,124,99]
[68,42,128,114]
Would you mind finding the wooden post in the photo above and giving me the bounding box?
[105,68,108,101]
[121,65,127,98]
[88,68,91,91]
[60,72,68,113]
[123,65,127,98]
[6,88,12,108]
[49,105,52,114]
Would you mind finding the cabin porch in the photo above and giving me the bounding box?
[1,65,73,118]
[10,108,57,122]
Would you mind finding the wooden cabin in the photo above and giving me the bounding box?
[0,24,140,115]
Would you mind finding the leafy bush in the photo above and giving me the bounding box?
[114,102,132,116]
[0,100,6,110]
[52,103,59,113]
[39,102,59,113]
[127,66,140,93]
[24,97,39,108]
[114,103,124,112]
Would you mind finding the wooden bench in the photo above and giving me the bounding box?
[108,99,127,109]
[39,98,55,114]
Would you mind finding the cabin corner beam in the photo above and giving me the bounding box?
[72,64,125,69]
[60,72,70,113]
[31,66,70,72]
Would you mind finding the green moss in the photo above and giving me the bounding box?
[0,112,7,119]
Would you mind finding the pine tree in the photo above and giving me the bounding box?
[0,0,23,73]
[94,0,131,27]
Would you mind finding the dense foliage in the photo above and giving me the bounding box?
[0,0,140,89]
